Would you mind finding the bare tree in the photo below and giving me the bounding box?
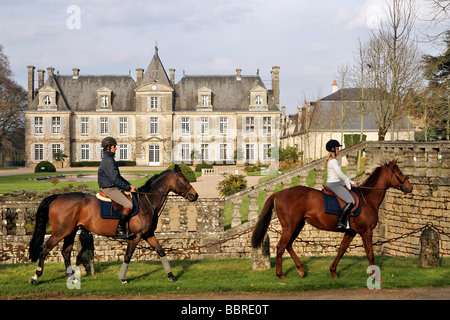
[364,0,424,140]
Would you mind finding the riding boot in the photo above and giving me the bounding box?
[337,202,354,230]
[116,207,134,239]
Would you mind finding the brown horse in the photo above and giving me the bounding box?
[29,165,198,285]
[251,159,412,280]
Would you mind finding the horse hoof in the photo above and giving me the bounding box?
[168,275,176,282]
[29,276,37,285]
[277,274,288,280]
[298,270,305,278]
[121,280,128,284]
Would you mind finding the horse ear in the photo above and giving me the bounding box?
[390,158,398,166]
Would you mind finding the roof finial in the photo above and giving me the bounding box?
[155,41,158,54]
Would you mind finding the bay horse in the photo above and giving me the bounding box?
[251,159,412,280]
[28,164,198,285]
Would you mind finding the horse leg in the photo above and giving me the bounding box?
[286,219,306,278]
[329,231,355,279]
[29,235,64,284]
[360,229,383,281]
[61,229,78,277]
[276,229,295,280]
[118,234,141,284]
[146,235,176,282]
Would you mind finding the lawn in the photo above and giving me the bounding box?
[0,256,448,298]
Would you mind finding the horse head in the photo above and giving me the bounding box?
[172,164,199,201]
[386,158,413,194]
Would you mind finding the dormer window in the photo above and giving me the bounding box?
[97,87,112,111]
[43,95,52,107]
[197,87,213,111]
[255,95,262,106]
[37,85,57,110]
[249,86,268,110]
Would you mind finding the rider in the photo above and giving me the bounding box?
[98,137,136,239]
[325,139,358,230]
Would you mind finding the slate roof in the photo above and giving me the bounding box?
[141,48,171,87]
[174,75,278,112]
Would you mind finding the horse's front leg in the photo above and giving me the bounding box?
[330,232,355,279]
[118,234,141,284]
[360,229,384,282]
[146,235,176,282]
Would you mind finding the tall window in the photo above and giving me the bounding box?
[43,95,52,106]
[147,97,158,109]
[201,117,209,135]
[118,144,128,160]
[220,144,227,160]
[149,117,158,134]
[101,95,108,108]
[81,144,90,160]
[263,144,271,160]
[262,117,272,134]
[201,95,208,107]
[201,144,209,160]
[100,117,109,134]
[255,95,262,106]
[246,144,255,162]
[245,117,255,134]
[119,117,128,135]
[181,143,190,161]
[34,144,44,161]
[81,117,89,135]
[52,144,61,158]
[219,117,228,134]
[181,117,190,134]
[51,117,61,134]
[34,117,43,134]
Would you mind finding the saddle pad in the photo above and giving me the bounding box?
[99,192,139,219]
[322,188,361,217]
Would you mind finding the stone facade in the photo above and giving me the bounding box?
[25,47,281,168]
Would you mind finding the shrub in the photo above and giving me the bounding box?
[167,163,196,182]
[195,161,213,172]
[34,161,56,173]
[218,173,247,197]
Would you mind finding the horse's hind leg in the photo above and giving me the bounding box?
[146,235,176,282]
[61,229,78,276]
[276,229,295,280]
[30,235,64,284]
[286,219,306,278]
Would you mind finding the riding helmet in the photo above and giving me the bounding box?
[101,136,117,149]
[326,139,342,152]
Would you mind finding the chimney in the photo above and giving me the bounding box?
[136,68,144,86]
[72,68,80,79]
[27,65,35,105]
[332,80,338,93]
[236,68,242,81]
[37,69,45,89]
[47,67,55,77]
[271,66,280,108]
[169,68,175,87]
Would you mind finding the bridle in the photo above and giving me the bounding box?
[357,164,410,193]
[172,171,194,200]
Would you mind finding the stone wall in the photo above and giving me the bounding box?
[1,141,449,265]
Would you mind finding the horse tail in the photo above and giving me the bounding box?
[29,194,59,262]
[251,192,277,248]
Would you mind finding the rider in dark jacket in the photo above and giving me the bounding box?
[98,137,136,239]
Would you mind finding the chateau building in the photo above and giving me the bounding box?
[25,48,281,167]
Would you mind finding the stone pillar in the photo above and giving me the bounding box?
[418,228,440,268]
[231,198,242,228]
[15,208,26,236]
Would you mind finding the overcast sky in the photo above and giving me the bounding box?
[0,0,447,114]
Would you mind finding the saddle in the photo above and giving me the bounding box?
[96,190,139,220]
[322,186,361,217]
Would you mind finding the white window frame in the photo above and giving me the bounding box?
[34,144,44,161]
[147,96,158,110]
[255,95,262,106]
[34,117,44,134]
[51,117,61,134]
[246,144,255,162]
[119,117,128,135]
[219,117,228,134]
[245,117,255,134]
[149,144,160,165]
[220,143,227,161]
[101,95,108,108]
[43,95,52,107]
[81,117,89,135]
[181,143,190,161]
[262,117,272,134]
[149,117,159,135]
[51,144,61,160]
[81,144,90,161]
[181,117,190,134]
[200,117,209,135]
[201,144,209,160]
[118,144,129,161]
[201,95,208,107]
[100,117,109,135]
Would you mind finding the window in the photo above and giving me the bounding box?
[81,117,89,135]
[43,95,52,107]
[149,117,158,134]
[181,143,190,161]
[100,117,109,134]
[220,144,227,160]
[118,144,128,160]
[34,144,44,161]
[246,144,255,162]
[262,117,272,134]
[81,144,90,160]
[51,117,61,134]
[52,144,61,160]
[34,117,43,134]
[201,95,208,107]
[119,117,128,135]
[255,95,262,106]
[219,117,228,134]
[181,117,190,134]
[201,117,209,135]
[201,144,209,160]
[147,97,158,109]
[149,145,160,164]
[263,144,271,160]
[101,95,108,108]
[245,117,255,134]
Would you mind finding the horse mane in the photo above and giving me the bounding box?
[138,170,172,193]
[359,161,393,195]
